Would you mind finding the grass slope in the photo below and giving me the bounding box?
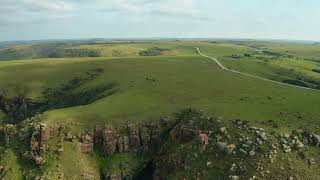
[0,53,319,133]
[0,41,320,179]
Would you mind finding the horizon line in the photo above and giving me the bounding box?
[1,37,319,44]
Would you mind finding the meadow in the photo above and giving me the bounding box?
[0,41,319,132]
[1,40,320,179]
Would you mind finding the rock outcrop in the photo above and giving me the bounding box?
[78,131,94,154]
[95,119,176,157]
[30,123,51,154]
[0,95,39,124]
[102,127,118,156]
[0,124,16,145]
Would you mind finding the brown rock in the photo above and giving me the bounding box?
[199,133,209,146]
[65,131,73,142]
[139,127,151,152]
[102,128,118,156]
[123,136,129,152]
[35,156,45,166]
[57,148,64,155]
[117,135,124,153]
[150,128,161,150]
[226,144,236,154]
[40,124,50,141]
[79,143,93,154]
[199,133,209,151]
[77,131,94,153]
[129,128,140,150]
[30,123,51,154]
[30,137,40,152]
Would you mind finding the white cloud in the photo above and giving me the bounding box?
[0,0,76,24]
[104,0,206,19]
[0,0,207,26]
[22,0,75,12]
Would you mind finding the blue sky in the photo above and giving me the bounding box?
[0,0,319,41]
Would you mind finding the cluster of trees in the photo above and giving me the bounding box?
[312,69,320,73]
[0,48,33,60]
[42,68,117,109]
[0,43,102,61]
[139,47,170,56]
[48,48,101,58]
[43,83,116,109]
[283,77,320,90]
[0,68,114,124]
[230,54,242,59]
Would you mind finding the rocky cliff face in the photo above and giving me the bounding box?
[26,123,51,166]
[95,119,175,158]
[0,124,16,145]
[2,109,320,180]
[0,95,40,124]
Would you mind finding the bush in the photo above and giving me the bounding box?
[312,69,320,73]
[139,47,169,56]
[282,79,309,87]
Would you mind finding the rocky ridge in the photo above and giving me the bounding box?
[1,109,320,179]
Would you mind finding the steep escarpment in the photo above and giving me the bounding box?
[1,109,320,179]
[0,68,117,124]
[0,95,42,124]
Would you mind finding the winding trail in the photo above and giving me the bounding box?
[196,47,320,92]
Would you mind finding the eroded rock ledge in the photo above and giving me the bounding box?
[1,109,320,180]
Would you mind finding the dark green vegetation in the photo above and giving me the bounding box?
[42,68,117,110]
[312,69,320,73]
[139,47,170,56]
[0,40,319,179]
[0,43,102,60]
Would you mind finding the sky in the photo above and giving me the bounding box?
[0,0,320,41]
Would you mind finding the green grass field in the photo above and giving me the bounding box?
[0,42,319,131]
[0,40,320,179]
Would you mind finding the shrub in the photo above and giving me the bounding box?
[139,47,169,56]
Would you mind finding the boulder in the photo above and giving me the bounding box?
[199,133,209,146]
[116,135,124,153]
[219,127,227,134]
[226,144,236,154]
[150,128,161,150]
[308,158,316,166]
[35,156,45,166]
[79,143,93,154]
[57,148,64,156]
[39,124,50,141]
[129,128,140,150]
[217,142,227,151]
[294,140,305,150]
[229,175,240,180]
[139,127,151,152]
[30,137,40,152]
[249,150,256,156]
[78,131,94,154]
[30,124,51,153]
[312,134,320,146]
[102,128,118,156]
[65,131,73,142]
[239,148,247,155]
[123,136,130,152]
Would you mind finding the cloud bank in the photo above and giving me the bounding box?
[0,0,205,25]
[0,0,75,24]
